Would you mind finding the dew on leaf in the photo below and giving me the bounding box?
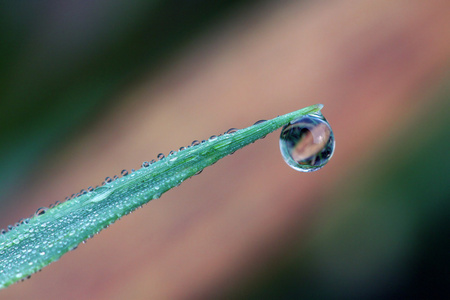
[34,207,48,217]
[279,112,335,172]
[225,128,238,134]
[121,169,129,176]
[253,119,267,125]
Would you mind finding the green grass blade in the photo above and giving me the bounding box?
[0,104,323,289]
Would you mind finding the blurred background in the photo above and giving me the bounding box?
[0,0,449,299]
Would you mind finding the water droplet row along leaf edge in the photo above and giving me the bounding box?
[0,104,323,289]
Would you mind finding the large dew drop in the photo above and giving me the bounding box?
[279,111,335,172]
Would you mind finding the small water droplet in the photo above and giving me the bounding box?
[168,150,175,156]
[279,112,334,172]
[209,135,217,140]
[88,186,94,192]
[157,153,165,160]
[150,159,156,164]
[113,175,119,181]
[131,169,135,172]
[179,146,186,151]
[253,119,267,125]
[121,169,129,176]
[225,128,238,134]
[35,207,48,216]
[1,229,6,234]
[191,140,200,147]
[81,189,87,195]
[142,161,150,168]
[105,177,113,184]
[65,196,70,201]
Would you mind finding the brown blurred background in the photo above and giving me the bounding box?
[1,0,449,299]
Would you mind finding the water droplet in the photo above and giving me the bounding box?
[253,119,267,125]
[209,135,217,140]
[142,161,150,168]
[105,177,113,184]
[157,153,165,160]
[168,150,175,156]
[1,229,6,234]
[131,169,135,172]
[179,146,186,151]
[87,186,94,192]
[279,112,335,172]
[121,169,128,176]
[35,207,48,216]
[225,128,238,134]
[113,175,119,181]
[81,189,87,195]
[191,140,200,147]
[150,159,156,164]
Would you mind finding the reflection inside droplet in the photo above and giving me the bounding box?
[279,111,335,172]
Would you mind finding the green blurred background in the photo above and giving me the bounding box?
[1,0,449,299]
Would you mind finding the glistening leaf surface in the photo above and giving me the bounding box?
[0,104,322,289]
